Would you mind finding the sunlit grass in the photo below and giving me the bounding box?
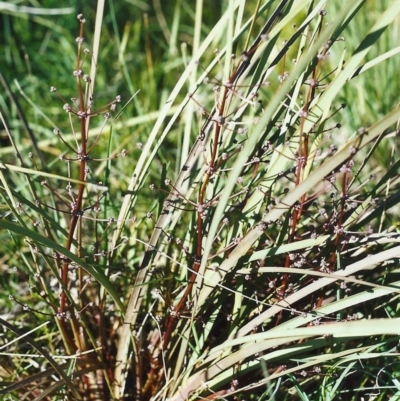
[0,1,400,400]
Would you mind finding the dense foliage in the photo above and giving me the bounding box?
[1,1,400,400]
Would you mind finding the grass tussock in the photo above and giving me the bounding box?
[1,1,400,400]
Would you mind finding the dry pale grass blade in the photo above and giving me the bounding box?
[0,2,73,15]
[349,45,400,79]
[85,0,105,136]
[0,163,107,189]
[236,266,400,291]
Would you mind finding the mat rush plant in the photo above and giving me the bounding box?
[0,1,400,400]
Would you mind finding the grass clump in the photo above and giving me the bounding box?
[1,1,400,400]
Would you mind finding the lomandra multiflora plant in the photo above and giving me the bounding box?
[1,1,400,401]
[0,13,126,400]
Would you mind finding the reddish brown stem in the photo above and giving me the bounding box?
[58,21,89,357]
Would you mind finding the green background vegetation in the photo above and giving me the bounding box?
[0,1,400,400]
